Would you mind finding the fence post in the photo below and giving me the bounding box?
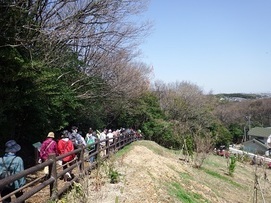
[95,139,100,159]
[113,136,116,152]
[106,138,110,155]
[79,145,85,173]
[48,153,58,201]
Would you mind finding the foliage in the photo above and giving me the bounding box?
[0,0,151,149]
[114,92,182,148]
[109,168,121,184]
[228,123,243,143]
[0,46,81,143]
[202,167,241,187]
[209,122,232,148]
[106,156,121,184]
[228,155,237,176]
[235,153,251,163]
[182,136,194,157]
[169,182,210,203]
[56,181,87,203]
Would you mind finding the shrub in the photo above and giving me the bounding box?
[228,155,236,176]
[109,168,120,184]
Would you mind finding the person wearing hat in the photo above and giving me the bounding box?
[39,132,58,162]
[0,140,26,202]
[39,132,58,176]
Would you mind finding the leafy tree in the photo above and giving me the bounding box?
[228,123,243,143]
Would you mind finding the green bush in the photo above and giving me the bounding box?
[228,155,237,176]
[109,168,120,184]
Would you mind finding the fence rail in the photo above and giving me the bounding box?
[0,133,138,203]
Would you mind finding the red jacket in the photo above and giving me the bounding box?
[57,138,75,162]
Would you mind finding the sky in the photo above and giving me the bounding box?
[139,0,271,94]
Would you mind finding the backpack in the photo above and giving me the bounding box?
[69,132,83,147]
[0,156,17,190]
[86,136,95,150]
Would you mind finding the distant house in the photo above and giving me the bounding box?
[242,139,268,155]
[247,127,271,143]
[242,127,271,155]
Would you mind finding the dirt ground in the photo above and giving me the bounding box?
[83,140,271,203]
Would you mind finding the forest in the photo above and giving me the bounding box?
[1,0,271,166]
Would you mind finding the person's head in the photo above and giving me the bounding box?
[5,140,21,153]
[62,130,69,138]
[88,128,93,134]
[47,132,55,138]
[72,126,78,132]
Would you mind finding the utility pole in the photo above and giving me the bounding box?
[243,115,252,142]
[243,126,247,142]
[248,115,251,130]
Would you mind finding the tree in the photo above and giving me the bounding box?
[0,0,152,142]
[154,81,217,135]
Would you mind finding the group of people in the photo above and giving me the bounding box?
[39,127,82,180]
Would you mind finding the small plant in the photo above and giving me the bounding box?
[228,155,236,176]
[106,155,121,184]
[236,153,250,163]
[109,168,120,183]
[115,195,119,203]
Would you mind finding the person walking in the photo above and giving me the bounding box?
[39,132,58,176]
[0,140,26,203]
[85,128,96,163]
[57,130,75,181]
[69,126,86,148]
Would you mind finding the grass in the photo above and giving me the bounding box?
[169,182,210,203]
[179,172,192,180]
[114,144,133,157]
[136,140,172,156]
[201,167,242,188]
[203,156,226,168]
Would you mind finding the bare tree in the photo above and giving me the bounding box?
[153,81,217,165]
[2,0,153,101]
[193,131,214,168]
[37,0,152,67]
[154,80,216,130]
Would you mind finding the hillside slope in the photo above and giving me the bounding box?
[70,140,271,203]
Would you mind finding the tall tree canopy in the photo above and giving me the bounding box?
[0,0,152,145]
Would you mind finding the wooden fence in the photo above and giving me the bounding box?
[0,133,138,203]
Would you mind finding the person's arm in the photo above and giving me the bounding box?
[14,157,26,188]
[39,142,45,159]
[57,141,64,154]
[81,136,86,146]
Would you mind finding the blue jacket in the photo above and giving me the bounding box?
[0,153,26,189]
